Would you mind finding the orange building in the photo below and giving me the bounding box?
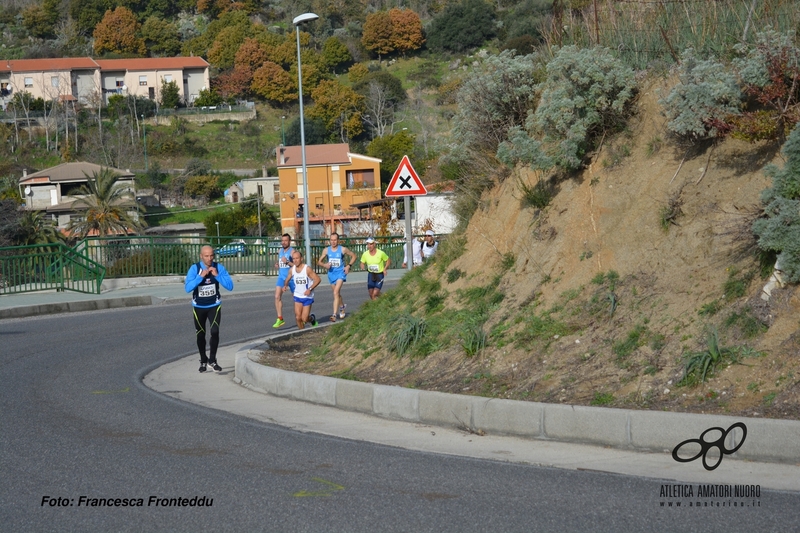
[276,143,382,238]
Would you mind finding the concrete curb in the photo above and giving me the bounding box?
[0,295,155,319]
[235,341,800,465]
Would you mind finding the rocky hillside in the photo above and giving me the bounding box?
[262,75,800,420]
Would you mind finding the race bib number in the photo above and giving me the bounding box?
[295,276,308,286]
[367,264,380,273]
[198,285,216,298]
[279,258,289,268]
[330,258,341,267]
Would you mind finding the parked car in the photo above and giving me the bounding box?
[216,241,248,257]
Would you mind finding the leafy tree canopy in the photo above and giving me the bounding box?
[93,6,146,56]
[427,0,497,53]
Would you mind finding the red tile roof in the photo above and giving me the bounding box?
[21,162,134,183]
[1,57,208,74]
[95,57,209,71]
[278,143,370,167]
[3,57,99,72]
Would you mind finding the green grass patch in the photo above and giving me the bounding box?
[590,392,615,406]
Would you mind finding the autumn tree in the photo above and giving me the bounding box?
[251,62,296,104]
[93,7,146,56]
[307,79,365,142]
[362,11,394,59]
[208,24,252,70]
[213,67,252,101]
[388,8,424,56]
[184,175,221,201]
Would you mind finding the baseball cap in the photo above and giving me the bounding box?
[425,230,435,236]
[365,237,375,243]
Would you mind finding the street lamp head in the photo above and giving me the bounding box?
[293,12,319,25]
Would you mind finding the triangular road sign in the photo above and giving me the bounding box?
[385,155,427,197]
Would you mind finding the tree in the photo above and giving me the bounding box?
[194,88,223,107]
[69,0,114,35]
[160,79,181,108]
[184,175,222,201]
[251,61,296,104]
[15,210,64,246]
[208,24,252,70]
[213,67,252,102]
[322,37,352,74]
[427,0,497,53]
[234,37,271,74]
[93,7,146,56]
[22,0,60,39]
[388,8,424,56]
[307,80,365,142]
[366,130,415,184]
[141,16,182,57]
[285,117,328,146]
[66,167,143,238]
[753,123,800,282]
[362,11,394,59]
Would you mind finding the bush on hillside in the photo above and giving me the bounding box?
[753,123,800,283]
[661,49,742,141]
[498,45,636,171]
[731,29,800,142]
[452,50,543,154]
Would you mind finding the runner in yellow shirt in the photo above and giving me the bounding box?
[359,237,390,300]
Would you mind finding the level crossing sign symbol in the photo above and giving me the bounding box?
[385,155,427,197]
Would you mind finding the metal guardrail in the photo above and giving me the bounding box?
[0,235,418,294]
[0,243,105,295]
[80,235,412,278]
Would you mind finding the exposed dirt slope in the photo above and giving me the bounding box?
[260,76,800,420]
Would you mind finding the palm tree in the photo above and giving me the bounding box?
[66,167,143,239]
[15,210,64,246]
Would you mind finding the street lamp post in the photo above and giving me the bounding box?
[281,115,286,145]
[293,12,319,263]
[215,221,220,245]
[142,114,148,171]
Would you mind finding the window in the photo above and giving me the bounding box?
[139,76,147,86]
[24,77,33,88]
[115,79,124,88]
[163,74,172,83]
[346,170,375,189]
[51,77,59,88]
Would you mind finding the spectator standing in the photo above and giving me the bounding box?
[402,237,423,268]
[421,230,438,262]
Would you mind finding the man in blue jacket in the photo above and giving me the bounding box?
[185,245,234,373]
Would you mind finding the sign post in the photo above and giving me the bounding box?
[385,155,427,271]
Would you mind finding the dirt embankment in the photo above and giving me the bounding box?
[260,76,800,420]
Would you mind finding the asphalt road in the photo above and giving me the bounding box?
[2,286,798,532]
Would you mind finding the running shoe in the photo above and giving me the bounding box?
[330,315,337,322]
[339,304,346,319]
[209,361,222,372]
[272,318,285,328]
[199,362,207,373]
[309,314,317,326]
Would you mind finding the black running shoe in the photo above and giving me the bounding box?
[209,361,222,372]
[199,362,207,373]
[309,313,317,326]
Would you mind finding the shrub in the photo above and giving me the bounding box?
[661,49,741,141]
[752,123,800,282]
[426,0,497,53]
[500,45,636,171]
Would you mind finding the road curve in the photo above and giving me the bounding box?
[2,289,798,532]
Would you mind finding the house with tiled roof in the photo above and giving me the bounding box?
[19,162,137,231]
[276,143,382,238]
[0,56,209,110]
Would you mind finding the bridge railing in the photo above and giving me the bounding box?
[0,243,105,295]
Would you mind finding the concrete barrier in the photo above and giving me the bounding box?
[236,346,800,465]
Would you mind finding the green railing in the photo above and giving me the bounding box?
[79,235,411,278]
[0,243,105,295]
